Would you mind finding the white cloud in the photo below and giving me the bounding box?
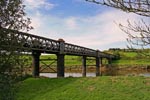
[65,17,78,30]
[27,9,141,50]
[24,0,55,10]
[30,13,42,29]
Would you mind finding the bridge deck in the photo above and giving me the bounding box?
[0,28,114,58]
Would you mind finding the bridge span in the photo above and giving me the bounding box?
[0,28,115,77]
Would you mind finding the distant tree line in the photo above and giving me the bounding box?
[109,48,137,52]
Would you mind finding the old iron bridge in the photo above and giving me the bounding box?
[0,28,115,77]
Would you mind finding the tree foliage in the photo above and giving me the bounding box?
[0,0,32,99]
[86,0,150,54]
[0,0,33,31]
[86,0,150,17]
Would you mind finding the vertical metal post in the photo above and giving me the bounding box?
[32,51,41,77]
[57,54,65,77]
[108,58,112,64]
[82,56,86,77]
[96,50,100,76]
[100,57,102,66]
[100,57,102,76]
[96,57,100,76]
[108,57,112,67]
[57,39,65,77]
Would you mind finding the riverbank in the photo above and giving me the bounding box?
[16,76,150,100]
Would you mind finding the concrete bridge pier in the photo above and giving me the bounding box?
[32,51,41,77]
[82,56,86,77]
[57,54,65,77]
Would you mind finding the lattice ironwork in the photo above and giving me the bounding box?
[64,43,96,56]
[0,28,60,53]
[0,28,115,58]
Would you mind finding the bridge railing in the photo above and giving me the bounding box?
[64,43,96,56]
[0,28,114,58]
[0,28,60,53]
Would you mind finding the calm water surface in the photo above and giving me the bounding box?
[40,73,96,78]
[40,68,150,78]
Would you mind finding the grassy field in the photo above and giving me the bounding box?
[17,76,150,100]
[40,55,96,66]
[111,51,150,66]
[39,51,150,67]
[16,50,150,100]
[23,50,150,68]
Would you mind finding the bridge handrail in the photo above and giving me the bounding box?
[0,28,114,58]
[64,42,96,56]
[1,28,60,52]
[1,28,57,42]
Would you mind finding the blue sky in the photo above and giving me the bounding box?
[23,0,141,50]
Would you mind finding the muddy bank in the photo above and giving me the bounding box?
[101,65,150,76]
[21,64,150,76]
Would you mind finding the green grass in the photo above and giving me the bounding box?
[17,76,150,100]
[40,55,95,66]
[39,51,150,67]
[111,51,150,66]
[121,52,137,58]
[112,59,150,65]
[23,50,150,68]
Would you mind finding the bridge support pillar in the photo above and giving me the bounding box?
[96,57,100,76]
[82,56,86,77]
[100,57,102,75]
[108,58,112,64]
[57,54,65,77]
[32,51,41,77]
[108,58,112,67]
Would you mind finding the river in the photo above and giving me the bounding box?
[39,67,150,78]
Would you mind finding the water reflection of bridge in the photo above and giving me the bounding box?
[1,28,115,77]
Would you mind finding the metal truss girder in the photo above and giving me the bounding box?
[0,28,115,59]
